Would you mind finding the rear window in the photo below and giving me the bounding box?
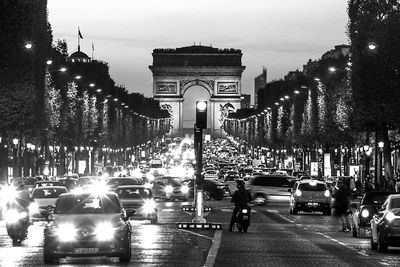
[298,183,326,191]
[116,188,153,199]
[33,188,67,198]
[55,194,121,214]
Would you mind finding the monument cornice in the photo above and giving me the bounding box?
[149,66,245,76]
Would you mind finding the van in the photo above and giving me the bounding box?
[249,175,296,204]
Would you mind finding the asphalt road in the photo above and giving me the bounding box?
[1,198,399,266]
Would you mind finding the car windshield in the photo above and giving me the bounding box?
[362,193,391,205]
[116,188,153,199]
[33,188,66,198]
[390,198,400,209]
[157,177,181,186]
[55,194,121,214]
[107,178,141,187]
[298,183,326,191]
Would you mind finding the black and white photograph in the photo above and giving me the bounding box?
[1,0,400,266]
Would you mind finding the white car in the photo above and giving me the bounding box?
[204,170,218,180]
[29,186,67,221]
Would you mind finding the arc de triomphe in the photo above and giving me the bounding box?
[149,45,245,139]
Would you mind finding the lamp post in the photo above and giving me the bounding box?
[378,141,384,190]
[362,144,371,193]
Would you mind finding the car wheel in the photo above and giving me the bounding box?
[203,191,211,201]
[377,232,388,252]
[292,208,298,215]
[323,208,331,216]
[213,192,223,201]
[370,236,377,250]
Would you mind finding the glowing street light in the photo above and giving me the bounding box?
[25,43,32,49]
[59,67,67,72]
[328,67,336,72]
[46,60,53,65]
[294,90,300,94]
[368,43,376,50]
[75,75,82,80]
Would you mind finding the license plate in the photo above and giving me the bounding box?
[74,248,99,254]
[243,215,249,220]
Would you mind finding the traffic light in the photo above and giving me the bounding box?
[196,101,207,129]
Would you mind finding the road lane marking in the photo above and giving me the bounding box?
[316,232,369,257]
[162,208,176,212]
[266,209,279,213]
[270,212,295,223]
[220,208,232,212]
[177,229,214,240]
[204,230,222,267]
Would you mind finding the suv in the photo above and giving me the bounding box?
[43,192,132,263]
[289,179,331,215]
[249,175,296,204]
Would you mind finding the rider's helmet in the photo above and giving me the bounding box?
[236,179,245,189]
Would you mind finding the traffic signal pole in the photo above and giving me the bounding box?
[193,125,205,223]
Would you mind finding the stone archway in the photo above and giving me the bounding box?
[149,45,246,138]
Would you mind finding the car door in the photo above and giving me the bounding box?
[371,202,387,242]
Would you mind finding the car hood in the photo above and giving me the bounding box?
[34,198,58,207]
[52,213,122,226]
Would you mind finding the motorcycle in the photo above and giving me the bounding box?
[235,206,251,233]
[4,206,30,245]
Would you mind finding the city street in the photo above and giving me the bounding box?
[1,198,399,267]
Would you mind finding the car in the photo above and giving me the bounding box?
[204,170,219,180]
[115,185,158,224]
[352,191,396,238]
[248,174,296,205]
[106,177,143,191]
[152,176,192,201]
[57,177,78,192]
[224,171,240,182]
[182,178,227,201]
[34,180,62,188]
[77,176,102,187]
[292,171,310,179]
[370,194,400,252]
[289,179,332,215]
[29,186,67,221]
[43,192,132,263]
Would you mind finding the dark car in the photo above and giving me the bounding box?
[182,178,228,201]
[152,176,192,201]
[351,191,397,238]
[371,194,400,252]
[34,180,62,188]
[57,178,78,192]
[43,192,132,263]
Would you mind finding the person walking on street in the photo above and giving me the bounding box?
[333,180,351,232]
[229,180,252,232]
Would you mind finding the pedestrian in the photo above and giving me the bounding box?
[333,180,351,232]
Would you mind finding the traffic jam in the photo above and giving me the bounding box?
[1,136,400,264]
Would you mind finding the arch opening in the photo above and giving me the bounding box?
[182,85,211,132]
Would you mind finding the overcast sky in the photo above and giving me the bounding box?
[47,0,349,103]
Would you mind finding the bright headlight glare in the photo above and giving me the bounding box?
[295,189,302,197]
[57,223,76,242]
[324,190,330,198]
[181,185,189,193]
[242,209,248,214]
[29,202,39,215]
[143,200,156,213]
[165,185,173,193]
[361,209,369,218]
[386,211,395,222]
[5,209,27,224]
[95,222,115,241]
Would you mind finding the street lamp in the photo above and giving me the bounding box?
[362,144,371,193]
[378,141,384,190]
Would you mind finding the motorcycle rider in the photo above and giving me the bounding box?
[229,179,252,232]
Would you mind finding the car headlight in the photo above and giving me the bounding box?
[29,202,39,215]
[295,189,302,197]
[165,185,173,193]
[56,223,76,242]
[324,190,330,198]
[143,199,157,214]
[4,209,27,224]
[241,209,248,214]
[386,211,396,222]
[181,185,189,194]
[95,222,115,241]
[361,209,369,218]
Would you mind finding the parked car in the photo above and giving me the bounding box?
[352,191,396,238]
[370,194,400,252]
[248,175,296,204]
[29,186,67,221]
[289,179,331,215]
[43,192,132,263]
[116,185,158,224]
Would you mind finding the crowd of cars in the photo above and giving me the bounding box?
[1,136,400,259]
